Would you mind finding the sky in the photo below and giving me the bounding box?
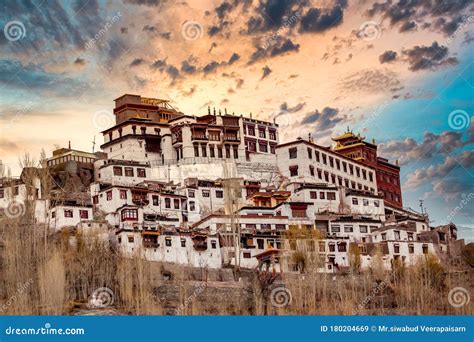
[0,0,473,240]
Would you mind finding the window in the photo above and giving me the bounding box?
[181,238,186,247]
[394,230,400,240]
[189,201,195,211]
[258,128,266,138]
[152,195,159,206]
[259,143,267,153]
[113,166,123,176]
[106,191,112,201]
[120,190,127,199]
[217,146,223,158]
[202,190,210,197]
[320,192,325,200]
[422,244,428,254]
[216,190,223,198]
[289,165,298,177]
[289,147,297,159]
[327,192,336,201]
[233,147,238,158]
[173,199,180,209]
[122,209,138,221]
[188,190,195,198]
[394,244,400,254]
[165,198,171,208]
[408,232,414,241]
[225,145,231,158]
[137,168,146,177]
[352,198,358,205]
[381,233,386,241]
[125,167,134,177]
[257,238,264,249]
[310,191,317,199]
[211,240,217,249]
[315,151,320,162]
[243,252,251,259]
[374,200,379,207]
[363,199,369,206]
[307,148,312,159]
[269,130,276,140]
[309,165,314,176]
[338,242,347,252]
[194,145,199,157]
[128,236,134,243]
[79,210,89,219]
[360,225,368,233]
[93,195,99,204]
[329,243,335,252]
[64,210,73,218]
[322,154,327,165]
[165,238,172,247]
[331,225,340,233]
[247,126,255,136]
[209,145,215,158]
[408,244,414,254]
[370,226,378,233]
[201,144,207,157]
[344,225,353,233]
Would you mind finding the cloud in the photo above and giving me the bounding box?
[228,53,240,65]
[339,69,401,93]
[405,150,474,188]
[73,57,87,66]
[379,50,397,63]
[379,130,470,165]
[249,37,300,64]
[260,65,272,80]
[401,41,458,71]
[0,138,19,154]
[0,59,87,97]
[130,58,145,67]
[299,5,345,33]
[280,101,306,113]
[181,60,197,75]
[301,107,344,131]
[399,20,417,32]
[202,61,221,74]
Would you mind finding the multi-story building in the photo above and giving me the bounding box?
[1,94,463,274]
[331,130,402,208]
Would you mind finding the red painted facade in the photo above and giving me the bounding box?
[332,132,403,208]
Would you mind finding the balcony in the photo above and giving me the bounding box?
[191,133,208,141]
[223,134,240,142]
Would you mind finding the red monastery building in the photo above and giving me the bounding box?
[332,130,403,208]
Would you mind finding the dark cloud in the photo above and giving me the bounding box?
[248,37,300,64]
[143,25,157,33]
[160,32,171,40]
[379,130,471,165]
[367,0,472,36]
[228,53,240,65]
[235,78,244,88]
[125,0,164,6]
[202,61,221,74]
[280,101,306,113]
[0,59,87,97]
[406,150,474,188]
[402,41,458,71]
[379,50,397,63]
[181,60,197,74]
[150,59,167,70]
[260,65,272,80]
[73,57,87,66]
[130,58,145,67]
[399,20,417,32]
[301,107,344,131]
[299,5,345,33]
[166,65,180,80]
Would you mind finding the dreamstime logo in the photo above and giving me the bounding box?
[448,110,471,130]
[92,110,114,130]
[271,109,291,127]
[270,286,292,308]
[440,192,474,225]
[448,287,470,308]
[181,21,203,41]
[89,287,114,308]
[4,200,26,219]
[0,278,34,313]
[174,282,208,315]
[4,20,26,41]
[85,12,122,49]
[358,21,381,41]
